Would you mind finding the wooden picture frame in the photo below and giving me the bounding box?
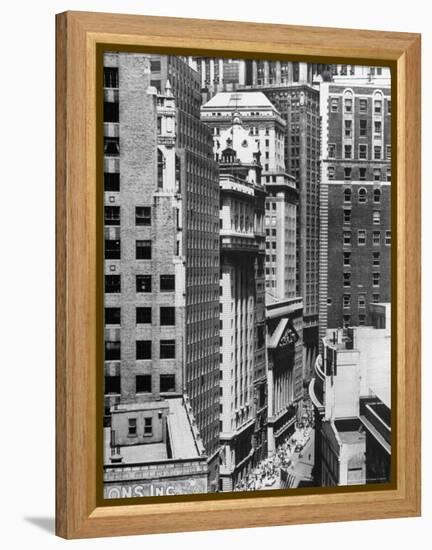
[56,10,421,539]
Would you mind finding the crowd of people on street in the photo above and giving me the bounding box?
[234,420,314,492]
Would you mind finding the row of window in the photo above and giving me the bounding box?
[343,210,382,224]
[105,306,175,325]
[105,239,154,260]
[105,373,176,395]
[105,274,175,293]
[329,143,390,160]
[105,339,176,360]
[343,230,391,246]
[104,206,151,225]
[343,272,381,287]
[343,188,383,202]
[343,251,382,267]
[342,293,380,308]
[330,96,390,115]
[329,166,391,182]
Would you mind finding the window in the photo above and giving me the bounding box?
[359,167,366,181]
[359,314,366,326]
[128,418,137,437]
[344,188,351,202]
[328,166,335,180]
[343,294,351,308]
[344,97,353,113]
[344,144,352,159]
[105,275,120,293]
[104,137,120,156]
[160,307,175,326]
[343,252,351,266]
[344,167,352,180]
[136,240,152,260]
[359,144,367,159]
[386,145,391,160]
[385,231,391,245]
[373,252,381,267]
[374,146,382,160]
[374,121,382,135]
[150,58,161,72]
[358,230,366,245]
[374,99,382,114]
[105,375,120,394]
[136,206,151,226]
[104,67,118,88]
[105,341,120,361]
[372,293,380,303]
[160,274,175,291]
[331,97,339,112]
[343,315,351,328]
[104,206,120,226]
[359,98,367,112]
[358,188,367,203]
[343,272,351,287]
[358,294,366,308]
[136,375,152,393]
[359,119,367,136]
[373,272,380,287]
[136,307,151,324]
[144,417,153,436]
[373,231,381,245]
[374,168,381,181]
[105,307,120,325]
[105,239,120,259]
[160,374,176,392]
[373,211,381,225]
[328,143,336,157]
[136,275,151,292]
[374,189,381,203]
[343,209,351,224]
[104,172,120,192]
[104,101,119,123]
[344,120,352,137]
[343,231,351,245]
[160,340,175,359]
[136,340,152,360]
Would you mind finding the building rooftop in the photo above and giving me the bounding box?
[202,91,277,110]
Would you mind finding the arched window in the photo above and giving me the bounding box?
[358,187,367,203]
[374,189,381,203]
[157,149,165,188]
[344,188,351,202]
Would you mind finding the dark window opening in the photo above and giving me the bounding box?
[135,206,151,226]
[160,307,175,326]
[136,307,152,324]
[136,375,152,393]
[104,101,119,123]
[136,340,152,360]
[104,375,120,394]
[136,240,151,260]
[104,172,120,192]
[105,341,120,361]
[136,275,151,292]
[160,275,175,291]
[104,206,120,226]
[160,340,175,359]
[105,307,120,325]
[128,418,137,437]
[105,239,120,259]
[104,137,120,156]
[144,417,153,436]
[104,67,118,88]
[105,275,120,293]
[160,374,176,392]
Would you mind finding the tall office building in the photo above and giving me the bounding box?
[319,81,391,341]
[200,96,267,490]
[148,55,222,488]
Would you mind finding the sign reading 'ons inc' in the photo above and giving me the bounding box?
[104,478,207,499]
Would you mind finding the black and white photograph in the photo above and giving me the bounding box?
[102,53,392,499]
